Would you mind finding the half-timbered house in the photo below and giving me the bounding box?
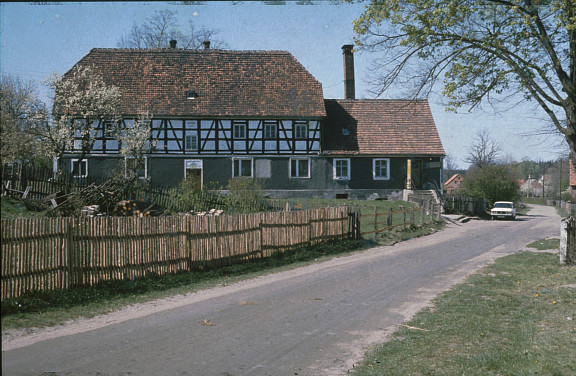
[56,42,445,199]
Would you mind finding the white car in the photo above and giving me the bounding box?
[491,201,516,220]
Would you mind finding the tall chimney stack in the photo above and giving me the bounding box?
[203,40,211,50]
[169,40,177,49]
[342,44,355,100]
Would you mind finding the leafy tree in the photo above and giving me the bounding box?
[353,0,575,162]
[45,67,122,174]
[461,164,520,205]
[465,128,502,168]
[0,75,48,165]
[118,9,227,49]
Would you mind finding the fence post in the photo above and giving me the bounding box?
[373,206,378,238]
[560,217,576,265]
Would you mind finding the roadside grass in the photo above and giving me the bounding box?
[352,249,576,376]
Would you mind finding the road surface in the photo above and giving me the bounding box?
[2,205,561,376]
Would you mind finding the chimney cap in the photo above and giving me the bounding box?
[169,40,177,49]
[342,44,354,53]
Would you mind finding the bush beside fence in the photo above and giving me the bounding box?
[1,207,352,300]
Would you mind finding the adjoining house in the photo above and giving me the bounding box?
[55,42,445,199]
[443,173,464,194]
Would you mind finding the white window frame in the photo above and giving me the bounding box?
[294,123,308,139]
[290,157,310,178]
[185,132,198,151]
[373,158,390,180]
[264,123,277,139]
[232,157,253,178]
[124,156,148,179]
[233,123,247,139]
[71,159,88,178]
[333,158,350,180]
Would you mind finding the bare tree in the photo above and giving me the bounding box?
[0,75,48,165]
[443,154,458,180]
[118,9,227,49]
[465,129,502,169]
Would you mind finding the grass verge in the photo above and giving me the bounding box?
[351,250,576,376]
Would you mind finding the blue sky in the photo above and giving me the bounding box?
[0,1,567,168]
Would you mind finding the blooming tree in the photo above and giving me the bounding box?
[45,66,121,174]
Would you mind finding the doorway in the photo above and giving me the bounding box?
[184,160,203,190]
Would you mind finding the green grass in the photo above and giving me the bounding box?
[352,251,576,376]
[527,238,561,251]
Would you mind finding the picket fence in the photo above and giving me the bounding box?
[1,207,351,300]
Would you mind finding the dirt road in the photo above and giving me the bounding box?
[2,205,561,375]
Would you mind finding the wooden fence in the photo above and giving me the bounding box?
[359,204,441,238]
[443,195,486,216]
[1,207,352,300]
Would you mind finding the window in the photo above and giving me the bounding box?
[264,123,277,139]
[125,157,147,179]
[373,159,390,180]
[71,159,88,178]
[294,123,308,139]
[333,158,350,180]
[290,158,310,178]
[103,121,116,138]
[185,132,198,151]
[233,158,253,177]
[233,122,247,139]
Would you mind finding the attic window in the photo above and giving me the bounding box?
[186,89,198,99]
[341,128,350,136]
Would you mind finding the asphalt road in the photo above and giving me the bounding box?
[2,205,562,376]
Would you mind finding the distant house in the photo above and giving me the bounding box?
[54,42,445,199]
[444,173,464,194]
[520,176,544,197]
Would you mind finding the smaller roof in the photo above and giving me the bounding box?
[444,173,463,186]
[323,99,445,156]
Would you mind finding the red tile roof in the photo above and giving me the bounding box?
[61,48,326,118]
[323,99,445,156]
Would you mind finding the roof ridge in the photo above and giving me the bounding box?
[89,47,292,55]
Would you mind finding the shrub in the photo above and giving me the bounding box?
[461,165,520,207]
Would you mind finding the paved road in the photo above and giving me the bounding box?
[2,205,561,376]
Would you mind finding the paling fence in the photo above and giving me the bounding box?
[443,195,486,216]
[1,207,352,300]
[358,204,442,238]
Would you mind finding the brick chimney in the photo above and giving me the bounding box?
[203,40,211,50]
[342,44,355,100]
[169,40,177,49]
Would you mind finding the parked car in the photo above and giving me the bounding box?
[491,201,516,220]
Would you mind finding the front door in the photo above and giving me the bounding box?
[411,159,423,189]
